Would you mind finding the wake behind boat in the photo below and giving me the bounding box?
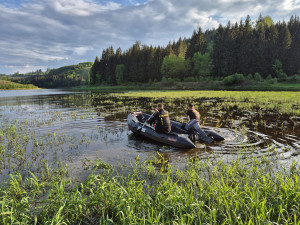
[128,112,224,149]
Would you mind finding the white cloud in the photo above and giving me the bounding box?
[0,0,299,74]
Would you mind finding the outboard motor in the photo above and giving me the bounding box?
[185,119,213,143]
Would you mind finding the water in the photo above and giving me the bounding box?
[0,89,299,181]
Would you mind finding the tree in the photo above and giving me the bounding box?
[174,37,187,57]
[192,52,211,78]
[161,55,187,80]
[115,64,125,85]
[256,15,274,29]
[90,56,100,84]
[186,27,207,59]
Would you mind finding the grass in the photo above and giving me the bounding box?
[110,90,300,115]
[0,154,299,224]
[0,80,38,90]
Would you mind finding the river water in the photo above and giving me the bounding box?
[0,89,299,181]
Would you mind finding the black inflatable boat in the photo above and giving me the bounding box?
[128,112,224,149]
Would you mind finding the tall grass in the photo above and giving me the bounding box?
[1,154,299,224]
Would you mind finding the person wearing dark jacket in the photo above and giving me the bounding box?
[186,103,200,122]
[148,103,171,134]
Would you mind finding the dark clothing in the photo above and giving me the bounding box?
[148,109,171,134]
[186,109,200,122]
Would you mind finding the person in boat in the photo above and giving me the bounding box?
[186,103,200,122]
[147,103,171,134]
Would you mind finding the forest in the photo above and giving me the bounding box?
[90,15,300,85]
[9,62,92,88]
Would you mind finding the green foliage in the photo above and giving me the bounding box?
[268,78,278,84]
[11,62,93,88]
[0,80,38,90]
[254,72,263,81]
[1,157,300,224]
[288,74,300,82]
[161,55,187,80]
[192,52,211,78]
[266,74,273,80]
[161,76,176,86]
[278,72,288,81]
[257,15,274,29]
[246,74,253,80]
[223,73,245,85]
[0,75,11,81]
[272,59,288,82]
[272,59,283,76]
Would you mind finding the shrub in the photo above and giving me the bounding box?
[288,74,300,82]
[254,72,262,82]
[223,73,245,86]
[266,74,272,80]
[278,72,288,82]
[161,76,176,86]
[268,78,278,84]
[246,74,253,80]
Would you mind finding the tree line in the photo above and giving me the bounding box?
[90,15,300,85]
[10,62,92,88]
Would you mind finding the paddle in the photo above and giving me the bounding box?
[137,111,156,133]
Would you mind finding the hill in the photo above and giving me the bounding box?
[11,62,93,88]
[0,79,38,90]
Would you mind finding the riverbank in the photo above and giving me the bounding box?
[72,80,300,92]
[0,80,38,90]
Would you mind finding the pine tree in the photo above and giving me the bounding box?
[186,28,207,59]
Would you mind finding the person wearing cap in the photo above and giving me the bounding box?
[148,103,171,134]
[186,103,200,122]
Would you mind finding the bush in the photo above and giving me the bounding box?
[246,74,253,80]
[161,76,176,86]
[288,74,300,82]
[278,72,288,82]
[254,72,262,82]
[268,78,278,84]
[266,74,272,80]
[223,73,245,86]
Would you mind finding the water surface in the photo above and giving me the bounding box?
[0,89,299,181]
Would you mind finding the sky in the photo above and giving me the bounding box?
[0,0,300,74]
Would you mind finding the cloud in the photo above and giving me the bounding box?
[0,0,298,74]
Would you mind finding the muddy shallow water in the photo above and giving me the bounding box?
[0,89,299,181]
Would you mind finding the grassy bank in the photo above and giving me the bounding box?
[72,80,300,92]
[1,155,299,224]
[0,80,38,90]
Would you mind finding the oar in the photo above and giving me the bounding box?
[137,111,156,133]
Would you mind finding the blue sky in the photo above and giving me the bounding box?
[0,0,299,74]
